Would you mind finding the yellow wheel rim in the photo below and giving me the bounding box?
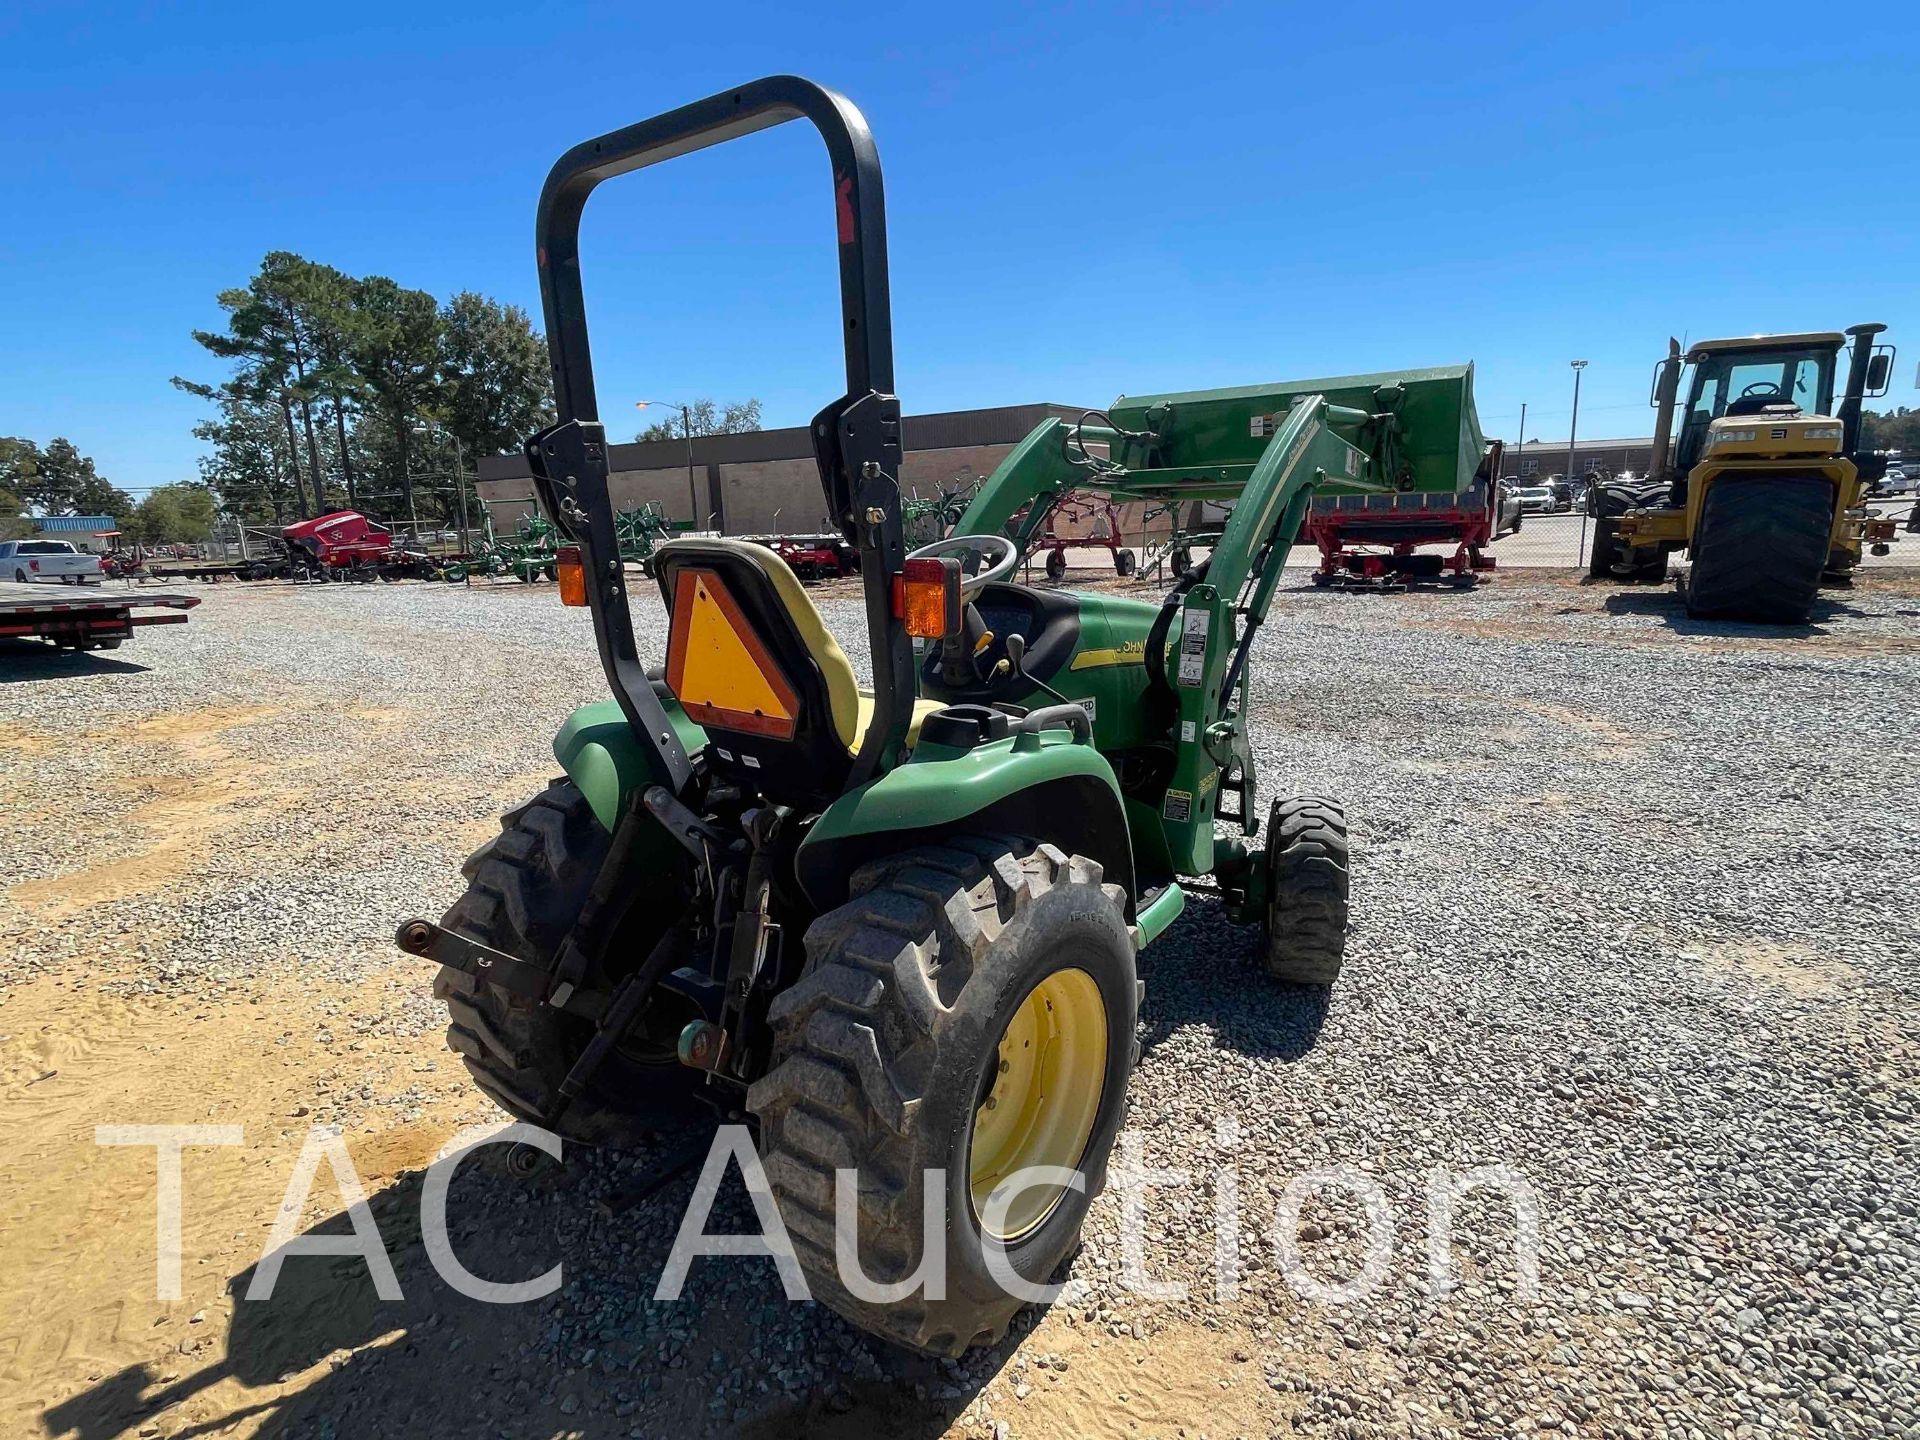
[968,967,1108,1242]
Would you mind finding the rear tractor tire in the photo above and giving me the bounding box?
[1682,474,1833,624]
[1261,795,1350,985]
[433,779,698,1146]
[748,836,1137,1357]
[1587,479,1669,580]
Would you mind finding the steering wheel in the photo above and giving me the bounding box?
[906,533,1019,596]
[1738,381,1784,401]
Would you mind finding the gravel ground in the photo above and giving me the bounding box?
[3,568,1917,1440]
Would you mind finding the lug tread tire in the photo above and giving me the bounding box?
[1263,794,1350,985]
[433,778,687,1146]
[748,835,1132,1358]
[1588,481,1669,580]
[1683,475,1833,624]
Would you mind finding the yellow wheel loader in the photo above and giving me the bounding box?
[1588,324,1899,622]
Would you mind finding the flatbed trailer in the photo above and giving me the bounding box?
[0,581,200,653]
[149,560,277,583]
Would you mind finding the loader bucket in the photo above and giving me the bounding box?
[1108,363,1487,497]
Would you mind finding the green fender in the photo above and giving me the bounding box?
[794,728,1137,914]
[552,699,706,833]
[554,700,1140,921]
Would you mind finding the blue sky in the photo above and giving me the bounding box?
[3,0,1915,493]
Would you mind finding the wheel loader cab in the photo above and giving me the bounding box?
[652,537,939,805]
[1673,338,1840,476]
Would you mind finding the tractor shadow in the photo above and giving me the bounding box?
[1600,588,1872,634]
[41,1129,1010,1440]
[0,637,150,679]
[1135,893,1331,1063]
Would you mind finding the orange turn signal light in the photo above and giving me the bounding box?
[892,557,962,639]
[556,545,587,607]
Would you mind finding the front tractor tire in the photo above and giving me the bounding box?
[433,779,695,1146]
[1262,795,1350,985]
[1682,474,1834,624]
[748,836,1137,1357]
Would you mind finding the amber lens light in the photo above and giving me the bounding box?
[895,557,960,639]
[556,546,587,607]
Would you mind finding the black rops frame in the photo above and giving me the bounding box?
[524,76,915,798]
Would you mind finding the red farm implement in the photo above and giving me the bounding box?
[1303,442,1509,591]
[1029,493,1136,580]
[281,511,438,582]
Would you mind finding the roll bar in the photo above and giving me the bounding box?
[522,77,915,796]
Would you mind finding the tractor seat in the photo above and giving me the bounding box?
[652,538,939,803]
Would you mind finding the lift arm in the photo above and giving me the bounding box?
[1154,396,1366,874]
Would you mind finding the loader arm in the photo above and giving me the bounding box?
[1151,396,1367,873]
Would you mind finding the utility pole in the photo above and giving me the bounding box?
[1516,402,1527,479]
[636,400,700,531]
[681,404,697,533]
[1569,360,1589,561]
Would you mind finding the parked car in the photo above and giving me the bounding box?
[1510,484,1559,515]
[1537,475,1577,512]
[1494,481,1525,536]
[1883,467,1916,496]
[0,538,104,584]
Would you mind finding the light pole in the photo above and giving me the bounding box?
[1565,361,1587,488]
[636,400,699,531]
[1515,402,1527,479]
[1568,360,1589,561]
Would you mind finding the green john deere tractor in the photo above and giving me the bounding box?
[398,77,1478,1355]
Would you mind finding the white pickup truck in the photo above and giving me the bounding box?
[0,539,105,584]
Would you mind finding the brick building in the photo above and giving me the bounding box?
[475,403,1090,537]
[1503,436,1654,481]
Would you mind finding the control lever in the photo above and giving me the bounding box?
[1003,633,1069,703]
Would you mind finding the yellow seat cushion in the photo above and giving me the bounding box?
[656,537,936,754]
[857,691,941,748]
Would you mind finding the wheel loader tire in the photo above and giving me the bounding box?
[1683,474,1833,624]
[432,778,697,1145]
[1262,795,1349,985]
[748,836,1137,1358]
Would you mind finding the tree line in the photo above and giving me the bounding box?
[1864,408,1920,456]
[172,251,556,528]
[0,437,216,545]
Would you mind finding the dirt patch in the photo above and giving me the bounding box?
[741,1313,1285,1439]
[6,706,300,921]
[0,723,56,757]
[0,960,471,1440]
[1687,939,1863,999]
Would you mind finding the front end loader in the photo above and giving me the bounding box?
[1588,325,1899,622]
[399,76,1362,1356]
